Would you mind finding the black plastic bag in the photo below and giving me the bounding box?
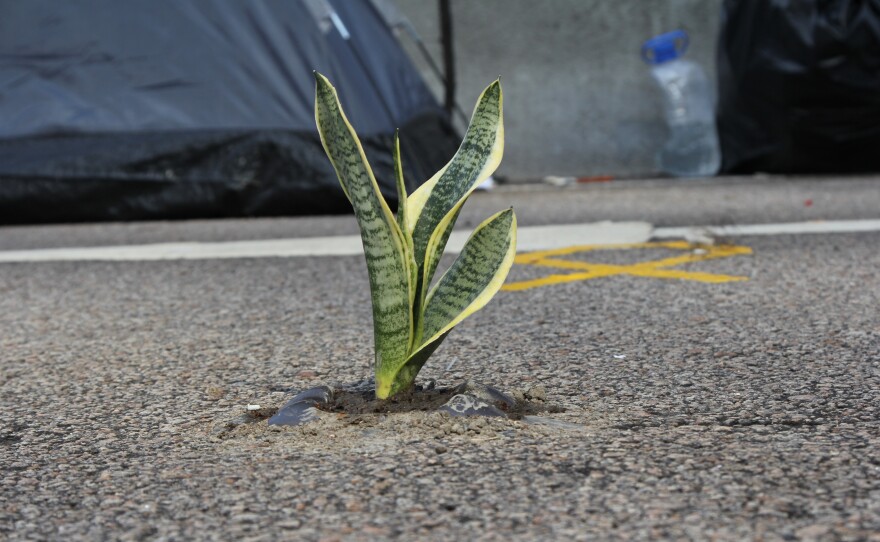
[717,0,880,173]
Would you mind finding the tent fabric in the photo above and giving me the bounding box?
[0,0,459,224]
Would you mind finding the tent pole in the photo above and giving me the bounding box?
[439,0,456,123]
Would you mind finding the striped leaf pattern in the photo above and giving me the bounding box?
[313,73,413,398]
[314,73,513,399]
[392,130,419,350]
[387,330,451,398]
[392,130,409,237]
[407,82,504,286]
[420,209,517,345]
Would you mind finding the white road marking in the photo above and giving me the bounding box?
[0,219,877,263]
[0,222,653,263]
[514,222,652,251]
[652,219,880,239]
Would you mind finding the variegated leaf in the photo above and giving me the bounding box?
[417,208,516,348]
[406,81,504,286]
[387,330,451,398]
[392,130,409,236]
[392,130,419,350]
[313,72,413,399]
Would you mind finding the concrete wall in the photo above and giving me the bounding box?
[394,0,722,178]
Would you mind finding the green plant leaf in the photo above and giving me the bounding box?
[313,72,414,399]
[392,130,409,236]
[406,81,503,286]
[392,130,419,351]
[387,330,451,398]
[391,208,515,395]
[314,73,513,400]
[418,208,517,348]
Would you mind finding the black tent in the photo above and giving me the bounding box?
[0,0,459,224]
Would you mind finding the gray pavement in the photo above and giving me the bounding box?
[1,177,879,540]
[2,175,879,251]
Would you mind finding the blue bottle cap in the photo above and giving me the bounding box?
[641,30,689,64]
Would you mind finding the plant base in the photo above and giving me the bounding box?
[267,380,561,427]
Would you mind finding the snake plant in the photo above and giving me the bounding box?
[314,72,516,399]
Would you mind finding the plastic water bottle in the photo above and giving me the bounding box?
[642,30,720,177]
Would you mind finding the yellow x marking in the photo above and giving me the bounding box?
[503,241,752,291]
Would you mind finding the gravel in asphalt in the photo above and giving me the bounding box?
[1,224,878,540]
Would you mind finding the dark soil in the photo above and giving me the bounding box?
[323,384,458,415]
[319,382,564,419]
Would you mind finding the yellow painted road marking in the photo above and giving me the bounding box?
[503,241,751,291]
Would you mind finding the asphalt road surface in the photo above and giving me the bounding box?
[2,176,879,541]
